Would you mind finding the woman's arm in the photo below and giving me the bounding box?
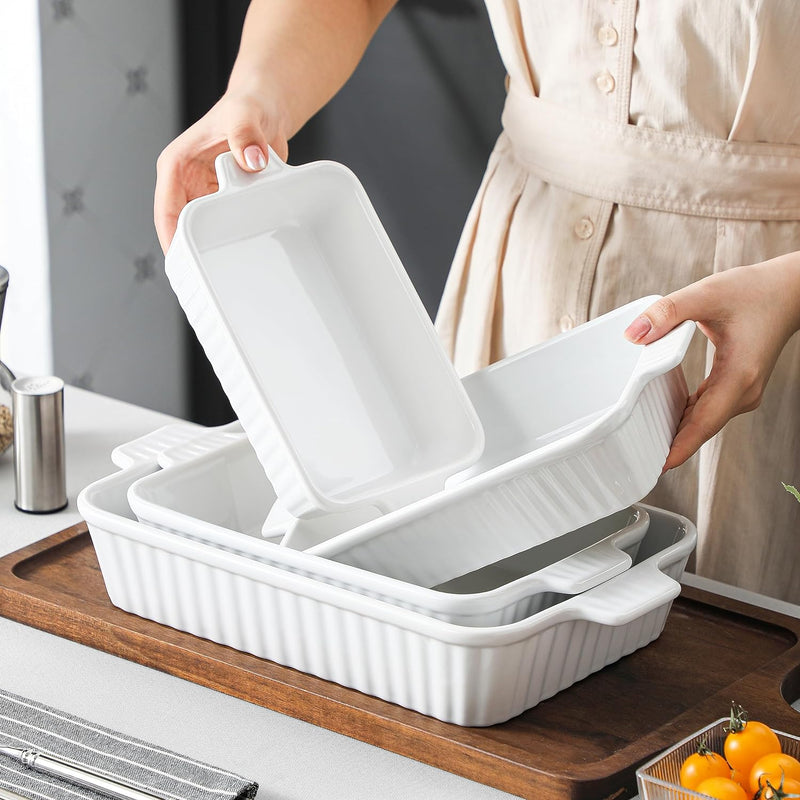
[624,251,800,469]
[154,0,398,252]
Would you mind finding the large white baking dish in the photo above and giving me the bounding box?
[79,460,695,726]
[165,151,484,520]
[127,434,649,623]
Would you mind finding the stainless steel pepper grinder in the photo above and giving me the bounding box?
[12,375,67,513]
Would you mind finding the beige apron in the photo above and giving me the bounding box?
[436,0,800,602]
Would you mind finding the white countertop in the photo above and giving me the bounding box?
[1,387,797,800]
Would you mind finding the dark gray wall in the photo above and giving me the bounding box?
[182,0,506,423]
[292,1,506,317]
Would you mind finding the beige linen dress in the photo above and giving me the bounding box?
[436,0,800,602]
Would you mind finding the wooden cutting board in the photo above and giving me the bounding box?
[2,524,800,800]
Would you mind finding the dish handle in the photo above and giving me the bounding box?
[569,564,681,627]
[157,421,245,468]
[636,319,696,378]
[214,148,290,192]
[110,423,203,469]
[546,537,633,594]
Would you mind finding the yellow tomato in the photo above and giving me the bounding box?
[750,752,800,795]
[724,704,781,776]
[680,744,731,791]
[695,776,749,800]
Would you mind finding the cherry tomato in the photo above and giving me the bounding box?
[730,768,749,793]
[759,776,800,799]
[680,741,731,790]
[750,753,800,795]
[724,704,781,776]
[695,776,749,800]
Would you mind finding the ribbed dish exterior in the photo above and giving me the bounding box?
[321,365,688,587]
[87,511,691,727]
[165,241,316,517]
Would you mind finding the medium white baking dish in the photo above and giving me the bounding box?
[79,461,695,726]
[127,435,650,623]
[166,151,484,520]
[307,297,694,585]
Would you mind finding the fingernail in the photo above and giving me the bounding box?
[244,145,266,171]
[624,315,652,343]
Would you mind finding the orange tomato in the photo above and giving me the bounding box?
[695,776,749,800]
[759,776,800,799]
[750,753,800,795]
[724,704,781,776]
[680,743,731,791]
[730,768,749,792]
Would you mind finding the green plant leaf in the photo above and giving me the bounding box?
[782,482,800,503]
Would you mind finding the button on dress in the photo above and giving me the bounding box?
[435,0,800,602]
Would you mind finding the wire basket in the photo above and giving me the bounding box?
[637,717,800,799]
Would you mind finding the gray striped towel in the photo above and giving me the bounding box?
[0,690,257,800]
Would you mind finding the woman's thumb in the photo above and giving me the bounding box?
[228,122,270,173]
[624,294,687,345]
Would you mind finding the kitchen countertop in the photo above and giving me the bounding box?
[1,386,798,800]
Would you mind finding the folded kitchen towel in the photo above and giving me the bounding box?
[0,689,258,800]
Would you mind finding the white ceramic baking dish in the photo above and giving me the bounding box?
[79,460,695,726]
[127,434,651,623]
[307,297,694,584]
[165,151,484,520]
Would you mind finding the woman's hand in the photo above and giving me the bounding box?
[153,0,399,254]
[154,88,290,253]
[624,252,800,470]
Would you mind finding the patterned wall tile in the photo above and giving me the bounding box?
[38,0,185,416]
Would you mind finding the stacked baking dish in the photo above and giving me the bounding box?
[78,430,696,725]
[78,151,698,725]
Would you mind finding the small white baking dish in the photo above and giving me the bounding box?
[166,151,484,519]
[127,435,649,623]
[79,458,695,726]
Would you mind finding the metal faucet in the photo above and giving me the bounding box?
[0,266,16,391]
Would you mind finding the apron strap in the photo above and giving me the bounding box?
[502,84,800,220]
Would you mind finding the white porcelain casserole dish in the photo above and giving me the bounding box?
[79,452,695,725]
[165,151,484,520]
[307,296,694,584]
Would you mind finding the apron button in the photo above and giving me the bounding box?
[559,315,575,332]
[596,71,616,94]
[597,25,619,46]
[574,217,595,239]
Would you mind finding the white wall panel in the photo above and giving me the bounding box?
[0,1,53,377]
